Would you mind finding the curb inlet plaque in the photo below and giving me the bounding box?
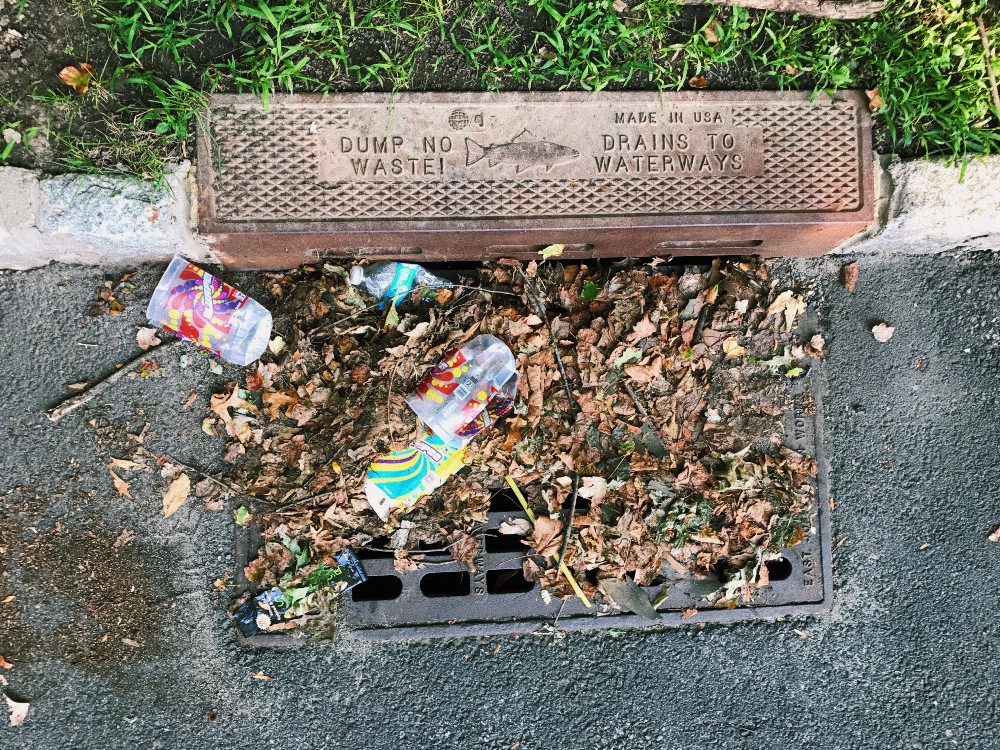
[234,375,832,644]
[198,92,874,267]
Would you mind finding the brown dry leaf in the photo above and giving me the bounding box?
[251,672,274,681]
[5,694,28,726]
[988,525,1000,543]
[1,595,14,604]
[529,515,564,558]
[577,476,608,503]
[245,368,265,391]
[805,334,825,358]
[498,518,533,536]
[448,531,478,564]
[136,327,162,351]
[182,391,198,409]
[689,76,708,89]
[702,18,722,44]
[872,323,895,343]
[526,366,544,423]
[766,291,806,332]
[67,381,89,392]
[211,386,259,438]
[163,473,191,517]
[722,338,746,358]
[866,87,882,112]
[108,464,133,499]
[58,62,96,94]
[627,316,657,343]
[262,390,297,420]
[840,261,859,292]
[0,655,11,669]
[681,607,698,621]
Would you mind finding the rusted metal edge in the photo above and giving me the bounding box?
[196,90,874,266]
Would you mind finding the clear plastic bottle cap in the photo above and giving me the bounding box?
[349,266,364,286]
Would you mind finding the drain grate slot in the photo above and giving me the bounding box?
[420,571,471,598]
[352,575,403,602]
[487,569,535,595]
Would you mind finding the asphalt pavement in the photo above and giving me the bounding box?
[0,251,998,750]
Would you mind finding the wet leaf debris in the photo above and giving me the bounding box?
[215,258,823,631]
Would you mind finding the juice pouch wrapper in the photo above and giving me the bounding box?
[366,347,518,520]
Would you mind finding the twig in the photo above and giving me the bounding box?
[553,471,580,587]
[514,267,579,416]
[506,475,591,608]
[621,380,650,420]
[978,16,1000,117]
[46,339,181,422]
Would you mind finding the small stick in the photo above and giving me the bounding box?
[514,267,579,416]
[46,339,181,422]
[978,16,1000,117]
[506,475,591,608]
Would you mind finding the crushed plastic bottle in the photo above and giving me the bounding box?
[146,255,272,366]
[405,334,518,449]
[348,262,451,307]
[365,334,520,520]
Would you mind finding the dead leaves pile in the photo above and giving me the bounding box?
[220,259,823,619]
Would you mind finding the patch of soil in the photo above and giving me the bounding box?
[0,518,171,676]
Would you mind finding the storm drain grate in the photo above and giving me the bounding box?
[234,375,831,643]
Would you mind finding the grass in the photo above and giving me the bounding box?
[20,0,1000,179]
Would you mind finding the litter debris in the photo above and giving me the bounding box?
[840,261,859,292]
[349,261,451,308]
[146,256,272,366]
[989,525,1000,543]
[213,258,819,635]
[232,549,366,637]
[4,694,28,727]
[366,335,519,519]
[872,323,895,343]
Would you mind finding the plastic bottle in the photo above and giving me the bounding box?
[348,262,451,306]
[366,335,520,519]
[404,334,519,449]
[146,255,272,366]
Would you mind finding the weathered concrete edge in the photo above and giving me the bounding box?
[835,154,1000,256]
[0,160,215,271]
[0,155,996,270]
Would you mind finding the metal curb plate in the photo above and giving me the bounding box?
[197,91,873,266]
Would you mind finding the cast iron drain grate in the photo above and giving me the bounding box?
[234,374,831,643]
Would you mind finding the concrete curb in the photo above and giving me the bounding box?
[0,155,996,270]
[839,154,1000,256]
[0,161,214,270]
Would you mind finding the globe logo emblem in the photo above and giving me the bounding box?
[448,109,470,130]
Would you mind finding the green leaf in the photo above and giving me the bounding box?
[538,243,565,259]
[581,280,600,302]
[613,348,642,368]
[785,367,804,378]
[384,299,400,329]
[233,506,252,527]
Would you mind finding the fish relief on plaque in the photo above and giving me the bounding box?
[464,129,580,174]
